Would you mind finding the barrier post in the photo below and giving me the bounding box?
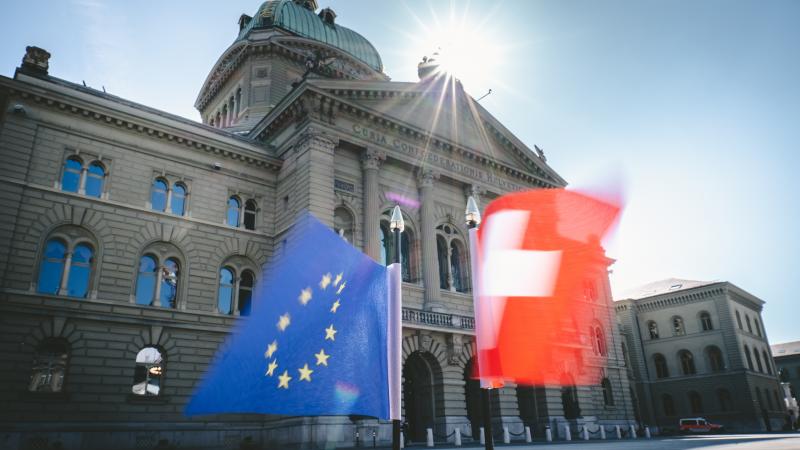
[582,426,589,440]
[600,426,606,440]
[545,426,552,442]
[503,426,510,444]
[564,425,571,441]
[480,427,485,445]
[615,425,621,439]
[645,426,651,439]
[629,425,636,439]
[426,428,433,447]
[524,426,532,443]
[454,428,461,447]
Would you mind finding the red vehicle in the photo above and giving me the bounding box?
[679,418,724,434]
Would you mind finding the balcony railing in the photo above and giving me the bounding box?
[402,307,475,331]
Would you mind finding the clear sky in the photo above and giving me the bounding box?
[1,1,798,342]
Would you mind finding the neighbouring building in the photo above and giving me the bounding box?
[616,278,785,432]
[772,340,800,424]
[0,1,635,449]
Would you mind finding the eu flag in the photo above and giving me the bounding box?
[186,213,390,419]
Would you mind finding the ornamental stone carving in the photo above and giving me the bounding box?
[419,332,433,352]
[416,169,440,188]
[447,334,464,365]
[361,148,386,170]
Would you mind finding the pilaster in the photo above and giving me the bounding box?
[293,129,337,226]
[361,148,385,261]
[418,169,442,311]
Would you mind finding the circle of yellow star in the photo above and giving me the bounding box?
[265,359,278,377]
[319,273,332,290]
[278,370,292,389]
[298,287,312,305]
[277,313,291,331]
[298,363,313,382]
[330,299,341,313]
[333,273,343,286]
[315,349,330,366]
[324,324,337,341]
[264,340,278,358]
[336,282,346,294]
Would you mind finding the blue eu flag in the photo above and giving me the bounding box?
[186,213,389,419]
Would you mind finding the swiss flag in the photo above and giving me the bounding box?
[473,188,621,386]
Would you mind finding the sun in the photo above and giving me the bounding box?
[399,3,509,94]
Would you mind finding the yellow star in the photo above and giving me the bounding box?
[298,287,312,305]
[320,273,332,290]
[278,370,291,389]
[277,313,291,331]
[337,281,346,294]
[333,273,343,286]
[298,363,313,382]
[330,299,341,313]
[264,340,278,358]
[325,324,337,341]
[265,359,278,377]
[315,349,330,366]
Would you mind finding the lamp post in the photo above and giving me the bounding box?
[389,205,404,450]
[465,196,494,450]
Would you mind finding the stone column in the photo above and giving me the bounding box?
[361,148,385,261]
[418,169,442,311]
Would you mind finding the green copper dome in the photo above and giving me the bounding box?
[237,0,383,72]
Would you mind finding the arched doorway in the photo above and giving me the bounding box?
[403,352,438,442]
[517,384,541,431]
[464,359,483,439]
[560,374,581,420]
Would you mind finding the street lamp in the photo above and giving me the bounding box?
[389,204,404,450]
[465,195,493,450]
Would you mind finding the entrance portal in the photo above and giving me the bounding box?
[403,352,437,442]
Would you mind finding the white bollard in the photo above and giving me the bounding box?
[503,426,510,444]
[545,427,553,442]
[600,426,606,440]
[426,428,433,447]
[524,426,532,443]
[480,427,485,445]
[454,427,461,447]
[615,425,621,439]
[645,426,651,439]
[629,424,636,439]
[564,425,571,441]
[583,426,589,440]
[400,433,405,449]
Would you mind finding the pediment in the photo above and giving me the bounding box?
[316,80,565,186]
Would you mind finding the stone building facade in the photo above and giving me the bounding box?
[772,340,800,422]
[616,278,785,432]
[0,1,634,449]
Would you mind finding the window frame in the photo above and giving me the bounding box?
[28,338,70,394]
[133,244,184,309]
[36,227,98,299]
[435,222,470,293]
[131,346,165,397]
[217,257,258,316]
[679,350,696,375]
[699,311,713,331]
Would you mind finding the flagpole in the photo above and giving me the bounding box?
[390,206,404,450]
[466,196,494,450]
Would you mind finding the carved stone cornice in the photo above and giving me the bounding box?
[3,81,282,172]
[360,148,386,170]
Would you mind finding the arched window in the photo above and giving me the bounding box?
[601,378,614,406]
[679,350,696,375]
[662,394,675,416]
[621,342,630,367]
[134,246,182,308]
[61,157,83,193]
[560,383,581,419]
[744,345,754,371]
[379,210,416,282]
[717,389,733,412]
[654,353,669,378]
[592,325,606,356]
[334,207,354,243]
[171,183,187,215]
[735,310,743,330]
[436,224,468,293]
[37,239,66,295]
[227,196,241,227]
[754,319,762,337]
[217,258,258,316]
[132,347,163,396]
[745,315,753,334]
[85,162,105,198]
[706,346,724,372]
[37,237,95,298]
[239,270,254,316]
[151,179,168,212]
[28,339,69,393]
[755,387,764,408]
[672,316,685,336]
[700,312,713,331]
[689,391,704,414]
[244,200,257,230]
[583,280,597,301]
[218,267,235,315]
[762,350,773,375]
[647,321,659,339]
[754,349,764,373]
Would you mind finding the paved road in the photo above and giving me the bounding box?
[401,433,800,449]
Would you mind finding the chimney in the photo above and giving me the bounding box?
[20,46,51,77]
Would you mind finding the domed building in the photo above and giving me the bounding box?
[0,1,635,448]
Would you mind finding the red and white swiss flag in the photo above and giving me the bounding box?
[472,188,621,386]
